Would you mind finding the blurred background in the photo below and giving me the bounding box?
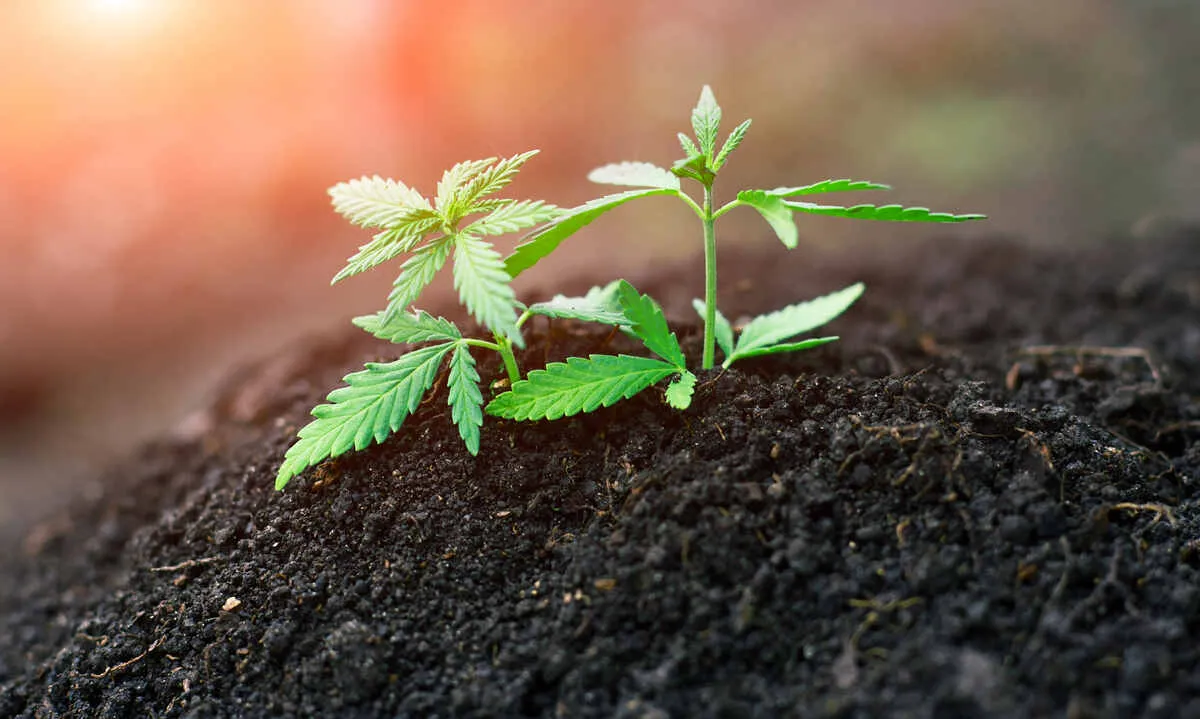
[2,0,1199,532]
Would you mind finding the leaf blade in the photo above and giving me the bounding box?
[453,233,521,345]
[736,189,798,249]
[734,283,864,357]
[353,310,461,344]
[275,343,455,489]
[665,371,697,410]
[587,162,681,190]
[768,179,892,197]
[785,200,987,223]
[384,240,453,322]
[713,118,751,171]
[485,354,679,421]
[448,342,483,455]
[465,200,561,237]
[724,337,839,367]
[503,188,680,278]
[617,281,685,367]
[691,85,722,158]
[328,175,431,229]
[527,281,630,326]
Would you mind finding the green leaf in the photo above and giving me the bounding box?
[332,215,442,284]
[275,343,454,489]
[503,188,680,278]
[527,281,629,326]
[733,283,864,359]
[448,342,483,455]
[670,154,713,184]
[353,309,461,344]
[617,281,685,367]
[328,176,431,229]
[665,371,697,410]
[691,85,722,158]
[678,133,700,159]
[785,200,987,223]
[768,179,891,197]
[456,150,541,212]
[435,157,496,214]
[691,298,734,359]
[724,337,839,366]
[736,190,798,249]
[384,240,453,322]
[465,200,560,237]
[485,354,679,421]
[588,162,681,190]
[713,118,751,171]
[453,233,521,346]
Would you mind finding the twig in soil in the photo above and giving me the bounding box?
[148,557,221,573]
[1154,420,1200,441]
[89,635,166,679]
[1110,502,1177,527]
[1015,344,1162,386]
[867,345,904,376]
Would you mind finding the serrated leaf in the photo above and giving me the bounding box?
[328,176,431,229]
[465,200,560,237]
[485,354,679,421]
[784,200,987,223]
[353,309,461,344]
[448,342,483,455]
[588,162,681,190]
[691,298,734,360]
[665,371,697,410]
[736,190,798,249]
[453,233,521,346]
[713,119,751,171]
[455,150,540,214]
[768,179,892,197]
[435,157,496,214]
[724,337,839,367]
[677,132,700,158]
[691,85,722,158]
[617,281,685,367]
[527,283,629,326]
[275,343,454,489]
[670,154,713,184]
[332,214,442,284]
[384,240,453,322]
[733,283,864,358]
[503,188,679,278]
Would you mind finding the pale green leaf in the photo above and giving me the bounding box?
[691,298,734,359]
[332,215,442,284]
[328,176,431,229]
[453,233,521,345]
[768,179,891,197]
[785,200,987,223]
[353,310,461,344]
[691,85,722,158]
[435,157,496,213]
[677,132,700,158]
[485,354,679,421]
[275,343,454,489]
[503,188,680,278]
[734,283,864,357]
[713,119,751,171]
[665,371,697,410]
[384,240,453,322]
[724,337,839,367]
[448,342,483,455]
[617,280,685,367]
[736,190,797,249]
[465,200,560,237]
[456,150,540,210]
[587,162,681,190]
[527,281,629,326]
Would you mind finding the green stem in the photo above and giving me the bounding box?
[701,183,718,370]
[493,332,521,384]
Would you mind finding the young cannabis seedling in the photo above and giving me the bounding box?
[488,85,984,420]
[274,152,562,490]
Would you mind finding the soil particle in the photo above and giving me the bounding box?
[2,231,1199,718]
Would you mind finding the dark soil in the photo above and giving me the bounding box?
[2,230,1199,718]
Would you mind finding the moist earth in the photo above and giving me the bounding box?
[1,230,1198,718]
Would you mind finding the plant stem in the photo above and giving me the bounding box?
[494,332,521,384]
[701,183,718,370]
